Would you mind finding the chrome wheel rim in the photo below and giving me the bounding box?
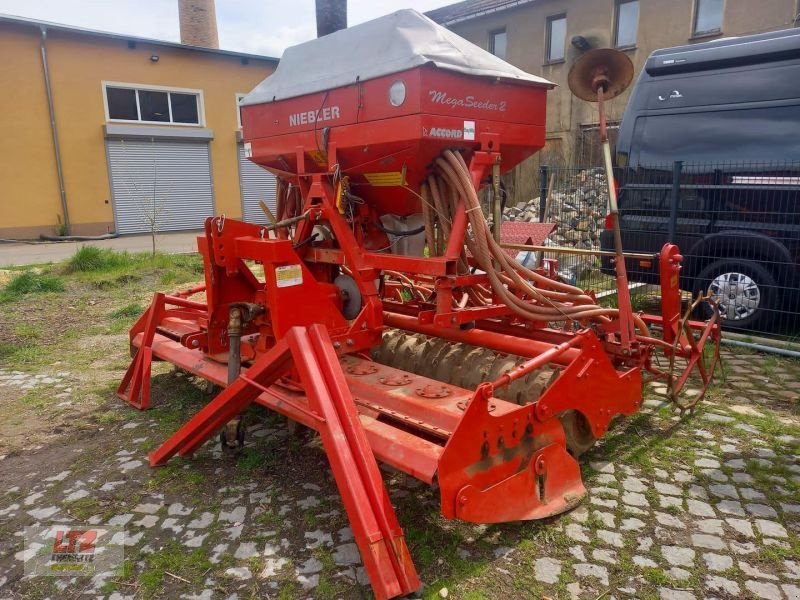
[708,272,760,321]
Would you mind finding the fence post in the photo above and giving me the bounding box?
[538,165,549,222]
[668,160,682,243]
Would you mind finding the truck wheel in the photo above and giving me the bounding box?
[694,259,778,330]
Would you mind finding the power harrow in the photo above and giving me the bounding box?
[118,10,720,598]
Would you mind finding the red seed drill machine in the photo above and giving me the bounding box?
[118,10,720,598]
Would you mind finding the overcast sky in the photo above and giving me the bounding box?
[0,1,455,57]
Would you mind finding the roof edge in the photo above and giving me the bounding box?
[426,0,538,27]
[0,13,279,63]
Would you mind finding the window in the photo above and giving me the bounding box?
[171,93,200,124]
[138,90,169,122]
[694,0,724,35]
[632,105,800,165]
[615,0,639,48]
[546,15,567,63]
[489,29,507,60]
[104,84,202,125]
[106,87,137,121]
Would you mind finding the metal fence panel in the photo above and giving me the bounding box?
[503,160,800,344]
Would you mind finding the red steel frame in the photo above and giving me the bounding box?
[117,66,720,599]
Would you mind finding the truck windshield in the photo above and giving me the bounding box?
[633,104,800,165]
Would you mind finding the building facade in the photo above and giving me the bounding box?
[427,0,799,201]
[0,15,277,239]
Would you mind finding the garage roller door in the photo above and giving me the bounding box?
[107,139,215,234]
[238,143,277,225]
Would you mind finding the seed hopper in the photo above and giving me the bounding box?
[118,10,720,598]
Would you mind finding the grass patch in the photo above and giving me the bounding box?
[108,302,144,334]
[66,246,135,273]
[642,567,669,586]
[64,494,133,523]
[236,448,264,472]
[0,271,64,302]
[0,342,43,365]
[100,558,136,595]
[138,540,211,598]
[62,247,204,288]
[145,461,206,493]
[759,535,800,564]
[110,303,144,320]
[13,322,43,340]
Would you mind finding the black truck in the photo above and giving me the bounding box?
[601,27,800,331]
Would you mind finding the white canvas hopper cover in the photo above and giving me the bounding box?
[242,9,554,106]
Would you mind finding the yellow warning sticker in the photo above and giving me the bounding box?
[364,171,406,187]
[275,264,303,288]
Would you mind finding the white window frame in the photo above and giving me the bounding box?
[614,0,639,48]
[102,81,206,127]
[545,14,567,64]
[488,28,507,60]
[235,93,247,129]
[693,0,724,36]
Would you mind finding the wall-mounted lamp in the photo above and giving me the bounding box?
[150,55,160,63]
[571,35,593,52]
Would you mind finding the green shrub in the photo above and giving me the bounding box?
[66,246,135,273]
[110,303,144,320]
[0,271,65,302]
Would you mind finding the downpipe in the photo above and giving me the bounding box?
[40,26,71,236]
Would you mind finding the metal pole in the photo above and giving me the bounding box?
[492,163,502,243]
[538,165,549,222]
[668,160,682,243]
[598,85,634,350]
[721,338,800,359]
[40,27,71,235]
[500,242,656,260]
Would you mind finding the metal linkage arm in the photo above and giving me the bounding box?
[148,337,294,466]
[117,292,208,410]
[148,325,419,600]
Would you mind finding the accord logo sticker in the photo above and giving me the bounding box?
[428,90,507,112]
[425,127,463,139]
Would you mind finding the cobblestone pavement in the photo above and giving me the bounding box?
[0,351,798,599]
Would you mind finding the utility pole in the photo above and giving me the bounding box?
[315,0,347,37]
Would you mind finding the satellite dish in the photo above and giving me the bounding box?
[568,48,634,102]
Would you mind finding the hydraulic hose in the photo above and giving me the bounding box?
[424,149,649,333]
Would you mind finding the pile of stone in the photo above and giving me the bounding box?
[495,169,610,283]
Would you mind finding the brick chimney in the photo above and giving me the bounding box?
[315,0,347,37]
[178,0,219,48]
